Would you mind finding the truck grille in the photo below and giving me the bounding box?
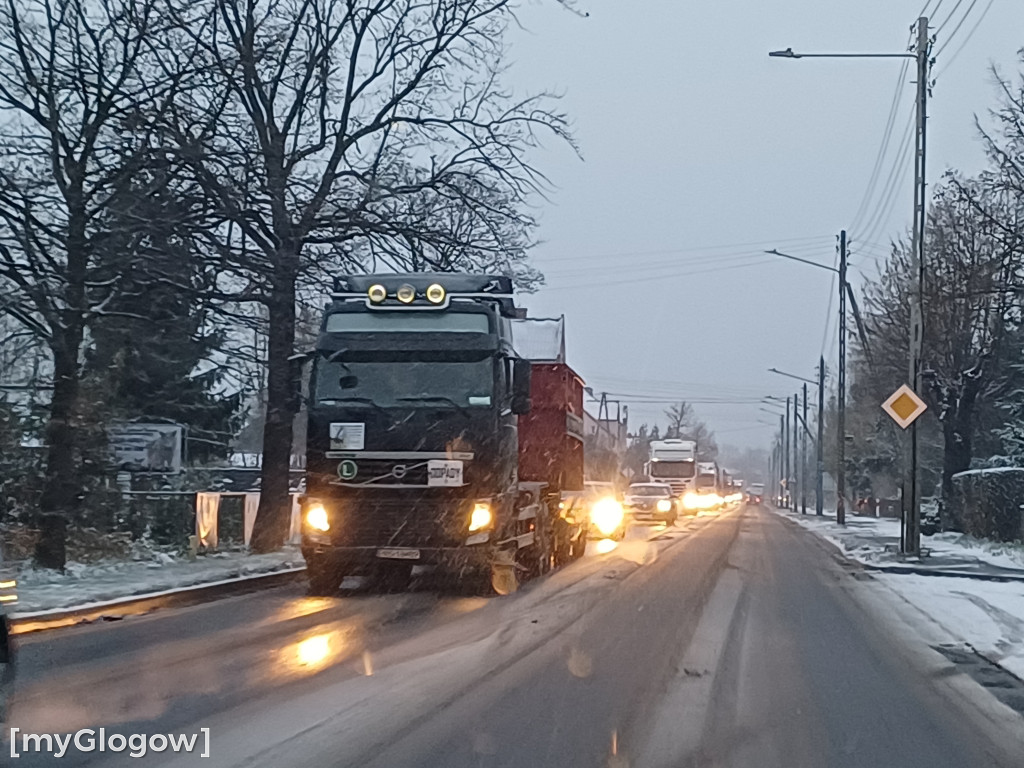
[333,499,467,548]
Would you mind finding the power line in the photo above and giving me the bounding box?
[857,110,916,249]
[541,256,780,291]
[537,235,832,264]
[849,58,912,234]
[935,0,991,66]
[934,0,968,35]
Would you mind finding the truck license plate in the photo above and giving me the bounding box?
[377,548,421,560]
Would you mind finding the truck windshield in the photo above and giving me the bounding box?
[649,461,696,478]
[314,357,494,408]
[697,475,716,487]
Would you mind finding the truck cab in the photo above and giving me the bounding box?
[300,274,586,594]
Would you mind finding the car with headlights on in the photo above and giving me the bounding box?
[623,482,678,526]
[582,483,627,540]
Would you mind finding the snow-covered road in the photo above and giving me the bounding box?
[5,506,1024,768]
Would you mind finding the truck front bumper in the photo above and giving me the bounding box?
[301,537,496,572]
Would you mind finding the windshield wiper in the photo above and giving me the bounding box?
[318,396,388,417]
[396,396,471,417]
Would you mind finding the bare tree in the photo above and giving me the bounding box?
[857,177,1023,515]
[163,0,575,551]
[0,0,200,568]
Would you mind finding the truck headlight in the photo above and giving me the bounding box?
[469,502,493,532]
[656,499,672,513]
[591,497,624,536]
[304,501,330,532]
[425,283,446,304]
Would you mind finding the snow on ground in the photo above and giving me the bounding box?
[774,506,1024,680]
[776,507,1024,575]
[874,573,1024,680]
[9,546,304,616]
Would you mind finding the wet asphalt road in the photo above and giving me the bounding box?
[6,506,1024,768]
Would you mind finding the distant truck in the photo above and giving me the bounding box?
[645,439,697,497]
[299,274,590,595]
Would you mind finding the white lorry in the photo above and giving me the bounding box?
[645,439,697,498]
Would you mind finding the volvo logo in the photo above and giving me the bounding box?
[390,464,408,480]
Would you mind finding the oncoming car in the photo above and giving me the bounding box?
[582,482,626,540]
[623,482,678,526]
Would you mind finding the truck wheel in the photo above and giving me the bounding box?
[569,527,587,559]
[306,557,342,596]
[552,519,574,566]
[522,516,555,580]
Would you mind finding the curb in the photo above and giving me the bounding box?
[859,562,1024,583]
[10,566,307,635]
[771,509,1024,583]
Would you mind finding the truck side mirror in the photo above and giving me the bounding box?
[511,358,532,415]
[289,351,315,409]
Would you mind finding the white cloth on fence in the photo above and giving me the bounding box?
[195,492,220,549]
[243,493,260,546]
[288,494,302,543]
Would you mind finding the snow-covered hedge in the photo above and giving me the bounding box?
[951,467,1024,542]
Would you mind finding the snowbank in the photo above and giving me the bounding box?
[9,546,303,615]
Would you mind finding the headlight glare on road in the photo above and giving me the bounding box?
[591,497,624,536]
[469,502,493,532]
[656,499,672,513]
[305,502,330,532]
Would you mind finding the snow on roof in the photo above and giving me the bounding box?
[511,316,565,362]
[953,467,1024,478]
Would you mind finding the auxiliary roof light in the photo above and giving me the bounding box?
[425,283,446,304]
[396,284,416,304]
[367,284,387,303]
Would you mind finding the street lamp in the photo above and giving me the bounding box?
[767,17,930,537]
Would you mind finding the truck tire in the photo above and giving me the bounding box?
[306,556,342,596]
[522,515,554,580]
[569,527,587,560]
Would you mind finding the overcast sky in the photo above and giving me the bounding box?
[505,0,1023,450]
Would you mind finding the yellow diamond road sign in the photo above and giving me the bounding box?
[882,384,927,429]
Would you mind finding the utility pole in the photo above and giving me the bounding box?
[816,356,825,516]
[785,396,791,508]
[794,391,800,513]
[837,230,848,525]
[802,382,809,515]
[904,16,930,557]
[778,415,785,505]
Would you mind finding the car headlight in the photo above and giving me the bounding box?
[304,501,330,532]
[591,497,624,536]
[656,499,672,513]
[469,502,493,532]
[683,492,700,510]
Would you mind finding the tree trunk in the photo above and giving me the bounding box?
[250,252,298,553]
[36,337,82,570]
[939,386,977,532]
